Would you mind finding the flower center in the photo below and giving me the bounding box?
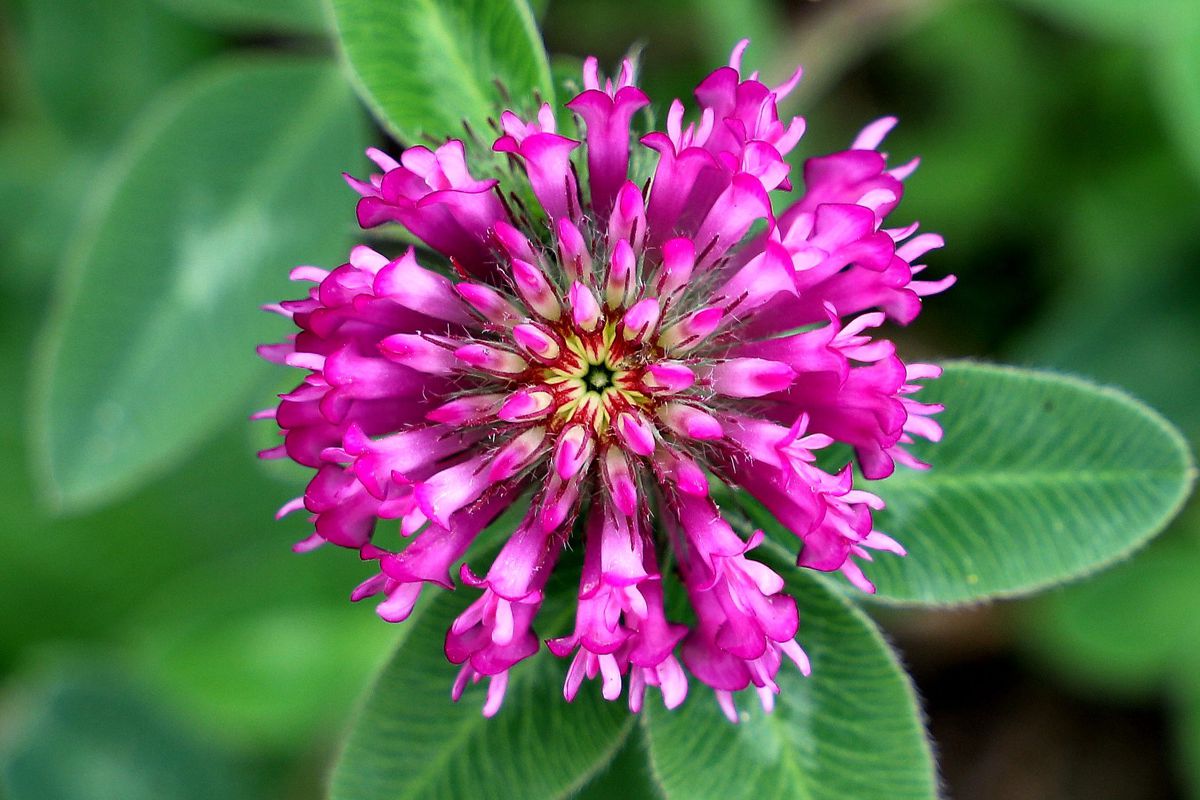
[536,323,651,436]
[583,361,615,390]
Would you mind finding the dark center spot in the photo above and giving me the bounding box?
[584,362,614,390]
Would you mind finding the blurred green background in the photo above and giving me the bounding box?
[0,0,1196,798]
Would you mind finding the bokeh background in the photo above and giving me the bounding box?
[1,0,1197,798]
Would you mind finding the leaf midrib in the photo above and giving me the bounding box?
[765,705,817,800]
[361,598,632,800]
[673,518,917,800]
[876,466,1185,492]
[414,0,492,124]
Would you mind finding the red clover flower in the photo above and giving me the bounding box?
[257,41,952,720]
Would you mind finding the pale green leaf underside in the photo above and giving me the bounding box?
[31,59,362,512]
[644,568,935,800]
[860,361,1195,604]
[330,0,553,145]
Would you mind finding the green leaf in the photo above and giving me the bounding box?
[5,0,220,300]
[329,570,632,800]
[0,302,295,658]
[151,0,327,35]
[20,0,220,145]
[6,277,387,752]
[0,657,253,800]
[31,59,364,513]
[572,726,663,800]
[0,302,319,661]
[330,0,553,145]
[643,568,935,800]
[549,55,585,137]
[853,362,1194,604]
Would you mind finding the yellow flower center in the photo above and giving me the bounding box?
[541,322,649,435]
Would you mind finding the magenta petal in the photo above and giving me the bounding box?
[568,86,649,220]
[495,132,581,222]
[694,173,772,269]
[374,249,473,325]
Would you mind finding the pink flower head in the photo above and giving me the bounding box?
[258,41,950,719]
